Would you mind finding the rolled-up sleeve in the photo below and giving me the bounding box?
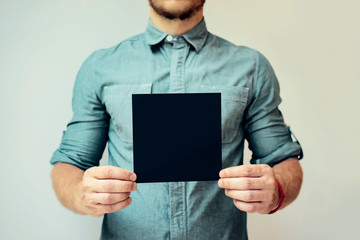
[50,52,109,171]
[244,51,303,167]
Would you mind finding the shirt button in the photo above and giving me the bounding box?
[166,35,173,42]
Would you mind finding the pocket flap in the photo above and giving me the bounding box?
[200,85,249,102]
[104,83,152,98]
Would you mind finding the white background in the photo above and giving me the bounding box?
[1,1,359,239]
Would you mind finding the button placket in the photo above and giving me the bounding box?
[169,38,189,93]
[168,37,189,240]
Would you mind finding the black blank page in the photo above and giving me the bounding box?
[132,93,221,183]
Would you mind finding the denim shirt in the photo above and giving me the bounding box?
[50,19,303,240]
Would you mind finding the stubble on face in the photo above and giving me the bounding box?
[148,0,206,20]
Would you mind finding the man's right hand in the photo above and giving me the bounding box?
[78,166,137,217]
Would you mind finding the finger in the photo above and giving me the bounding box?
[225,189,271,202]
[98,197,133,214]
[91,179,137,193]
[88,166,137,181]
[219,165,270,178]
[89,192,132,205]
[218,177,263,190]
[233,199,266,214]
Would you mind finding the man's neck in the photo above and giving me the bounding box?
[149,7,203,35]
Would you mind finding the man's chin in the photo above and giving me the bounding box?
[149,0,205,20]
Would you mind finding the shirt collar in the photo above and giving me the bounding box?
[144,18,209,53]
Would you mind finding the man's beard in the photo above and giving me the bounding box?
[149,0,206,20]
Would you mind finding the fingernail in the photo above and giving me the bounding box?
[130,173,137,181]
[132,182,137,191]
[219,171,224,178]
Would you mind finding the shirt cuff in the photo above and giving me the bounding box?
[250,127,303,167]
[50,149,96,171]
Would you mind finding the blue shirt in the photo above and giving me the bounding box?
[50,19,303,240]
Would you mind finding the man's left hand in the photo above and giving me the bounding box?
[218,164,279,214]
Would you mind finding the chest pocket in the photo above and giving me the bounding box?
[199,85,249,144]
[103,83,152,143]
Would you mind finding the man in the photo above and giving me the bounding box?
[50,1,303,239]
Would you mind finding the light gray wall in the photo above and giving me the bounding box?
[1,1,359,239]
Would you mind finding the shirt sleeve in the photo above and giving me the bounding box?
[244,51,303,167]
[50,52,109,171]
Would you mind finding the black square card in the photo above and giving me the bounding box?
[132,93,221,183]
